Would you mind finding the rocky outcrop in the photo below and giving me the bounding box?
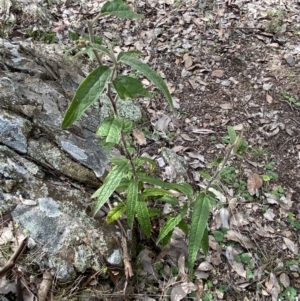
[0,39,139,281]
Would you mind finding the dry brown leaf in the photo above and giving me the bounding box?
[225,230,255,249]
[266,94,273,103]
[247,173,263,195]
[211,69,224,78]
[183,53,193,69]
[265,273,281,301]
[171,282,197,301]
[283,237,298,254]
[279,273,290,288]
[180,134,196,141]
[132,129,147,145]
[219,103,233,110]
[37,271,52,301]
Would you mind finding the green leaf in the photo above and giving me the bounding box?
[62,66,112,128]
[126,179,138,228]
[227,126,237,144]
[94,36,103,45]
[157,205,188,243]
[178,219,189,235]
[148,208,161,218]
[134,158,156,172]
[201,227,209,256]
[161,228,173,248]
[68,31,79,41]
[158,195,179,206]
[96,116,123,145]
[142,188,172,197]
[117,53,175,112]
[98,140,115,153]
[113,76,151,100]
[92,160,130,214]
[213,230,224,242]
[136,195,151,237]
[101,0,143,19]
[137,173,194,200]
[106,202,126,224]
[188,193,210,270]
[90,43,113,58]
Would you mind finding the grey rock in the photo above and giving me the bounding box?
[161,147,189,183]
[0,109,31,153]
[284,53,295,66]
[0,39,140,282]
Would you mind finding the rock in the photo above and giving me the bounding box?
[161,147,189,183]
[284,53,295,67]
[11,196,126,281]
[0,39,139,282]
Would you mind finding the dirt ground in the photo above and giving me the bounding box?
[1,0,300,300]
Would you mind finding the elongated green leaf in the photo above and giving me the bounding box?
[101,0,143,19]
[98,141,115,153]
[68,31,79,41]
[92,161,130,214]
[178,219,189,235]
[188,193,210,270]
[134,157,156,169]
[136,195,151,237]
[227,126,237,144]
[137,173,194,200]
[113,76,151,100]
[157,205,188,243]
[90,43,113,58]
[142,188,172,198]
[158,195,179,206]
[201,227,209,256]
[62,66,112,128]
[106,202,126,224]
[161,228,173,248]
[110,157,130,165]
[126,179,138,228]
[117,53,175,112]
[96,116,123,144]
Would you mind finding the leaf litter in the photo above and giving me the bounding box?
[2,0,300,299]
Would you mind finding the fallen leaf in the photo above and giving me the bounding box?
[132,129,147,145]
[225,246,246,278]
[171,282,197,301]
[219,103,233,110]
[283,237,298,254]
[265,273,281,301]
[180,134,196,141]
[183,53,193,69]
[247,173,263,195]
[186,151,205,162]
[191,128,215,134]
[211,69,224,78]
[263,209,275,221]
[279,273,290,288]
[266,94,273,103]
[156,115,171,132]
[225,230,255,249]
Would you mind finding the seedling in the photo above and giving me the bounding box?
[281,91,300,107]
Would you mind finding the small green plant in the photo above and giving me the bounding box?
[266,9,285,33]
[281,91,300,107]
[251,146,269,160]
[61,0,246,271]
[279,286,297,301]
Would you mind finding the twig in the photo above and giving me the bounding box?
[0,237,28,278]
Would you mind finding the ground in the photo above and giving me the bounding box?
[0,0,300,300]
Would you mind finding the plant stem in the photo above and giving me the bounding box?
[205,143,235,194]
[87,21,102,65]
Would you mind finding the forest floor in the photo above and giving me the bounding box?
[1,0,300,300]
